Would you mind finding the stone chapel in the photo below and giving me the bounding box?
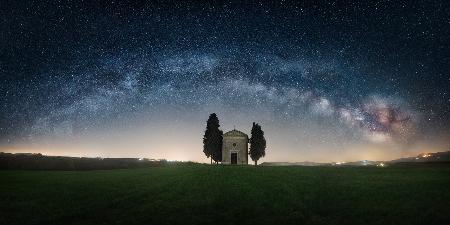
[221,129,248,165]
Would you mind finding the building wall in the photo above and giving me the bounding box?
[222,136,248,165]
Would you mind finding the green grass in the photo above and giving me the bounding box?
[1,165,449,225]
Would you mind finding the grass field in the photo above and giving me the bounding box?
[1,164,449,225]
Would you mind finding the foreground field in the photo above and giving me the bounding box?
[1,165,449,225]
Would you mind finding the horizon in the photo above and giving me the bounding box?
[1,147,447,164]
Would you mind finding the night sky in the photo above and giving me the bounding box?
[1,1,449,162]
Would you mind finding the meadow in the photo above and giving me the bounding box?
[1,164,449,225]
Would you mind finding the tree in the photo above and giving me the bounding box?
[203,113,223,164]
[249,122,266,165]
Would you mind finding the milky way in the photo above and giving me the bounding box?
[1,1,449,162]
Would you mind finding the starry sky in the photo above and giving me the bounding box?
[1,1,450,162]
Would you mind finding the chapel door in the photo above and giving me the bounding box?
[231,153,237,164]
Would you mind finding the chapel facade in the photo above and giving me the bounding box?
[221,129,248,165]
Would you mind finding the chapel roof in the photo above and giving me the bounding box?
[223,129,248,137]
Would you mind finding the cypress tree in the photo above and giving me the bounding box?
[203,113,223,164]
[249,122,266,165]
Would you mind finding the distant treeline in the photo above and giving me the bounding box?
[0,152,189,170]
